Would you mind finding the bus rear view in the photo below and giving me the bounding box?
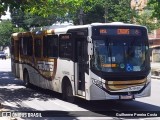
[90,24,151,100]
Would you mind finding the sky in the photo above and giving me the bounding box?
[1,9,11,20]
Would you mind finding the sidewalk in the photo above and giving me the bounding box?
[151,62,160,79]
[151,62,160,71]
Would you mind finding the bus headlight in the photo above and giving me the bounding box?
[147,72,151,83]
[92,78,103,88]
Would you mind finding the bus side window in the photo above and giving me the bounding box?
[59,34,72,60]
[43,35,58,58]
[27,37,33,56]
[21,36,33,56]
[34,39,42,58]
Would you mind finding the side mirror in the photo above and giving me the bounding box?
[87,36,93,56]
[88,43,93,56]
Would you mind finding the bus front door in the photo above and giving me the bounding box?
[76,40,86,96]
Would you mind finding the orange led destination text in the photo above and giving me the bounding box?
[101,64,117,67]
[117,29,130,35]
[100,29,107,34]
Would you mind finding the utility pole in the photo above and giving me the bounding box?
[79,9,84,25]
[104,6,108,23]
[104,1,108,23]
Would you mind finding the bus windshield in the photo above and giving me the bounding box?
[91,36,148,73]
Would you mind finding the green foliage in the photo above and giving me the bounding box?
[83,4,105,24]
[24,0,69,17]
[135,10,160,33]
[0,0,23,16]
[20,0,94,25]
[0,20,25,47]
[148,0,160,19]
[0,20,13,47]
[72,0,136,24]
[24,14,57,27]
[11,7,58,30]
[0,0,159,32]
[111,0,133,22]
[93,0,134,23]
[11,8,26,28]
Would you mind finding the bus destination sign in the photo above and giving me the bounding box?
[117,29,129,35]
[60,34,71,40]
[98,28,142,36]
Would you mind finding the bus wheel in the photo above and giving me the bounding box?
[62,82,75,103]
[23,71,31,88]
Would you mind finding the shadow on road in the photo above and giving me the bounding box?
[71,95,160,118]
[0,71,160,119]
[75,99,160,111]
[67,98,160,119]
[0,71,79,119]
[0,72,62,111]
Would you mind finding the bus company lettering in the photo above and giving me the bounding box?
[37,61,54,71]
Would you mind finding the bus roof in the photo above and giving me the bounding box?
[11,33,22,40]
[54,22,147,34]
[22,32,32,37]
[45,29,55,35]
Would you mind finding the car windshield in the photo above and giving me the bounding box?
[91,36,148,73]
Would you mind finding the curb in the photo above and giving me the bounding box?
[151,75,160,80]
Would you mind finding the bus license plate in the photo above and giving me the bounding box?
[120,95,133,99]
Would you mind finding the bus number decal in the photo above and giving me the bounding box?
[37,61,54,71]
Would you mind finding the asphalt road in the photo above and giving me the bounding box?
[0,59,160,120]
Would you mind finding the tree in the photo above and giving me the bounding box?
[0,20,13,49]
[0,0,94,25]
[0,0,135,25]
[0,20,25,50]
[0,0,24,16]
[23,0,94,25]
[134,10,160,33]
[84,4,105,24]
[130,0,160,33]
[24,14,56,28]
[1,0,159,29]
[148,0,160,19]
[70,0,134,24]
[11,7,59,31]
[11,8,26,29]
[93,0,135,23]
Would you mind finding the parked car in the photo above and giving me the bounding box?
[0,51,6,59]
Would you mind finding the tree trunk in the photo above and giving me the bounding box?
[79,9,84,25]
[104,4,108,23]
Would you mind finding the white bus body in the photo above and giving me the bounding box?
[11,23,151,102]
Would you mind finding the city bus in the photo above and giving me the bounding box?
[11,22,151,102]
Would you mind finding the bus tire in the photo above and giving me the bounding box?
[23,70,31,88]
[62,81,75,103]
